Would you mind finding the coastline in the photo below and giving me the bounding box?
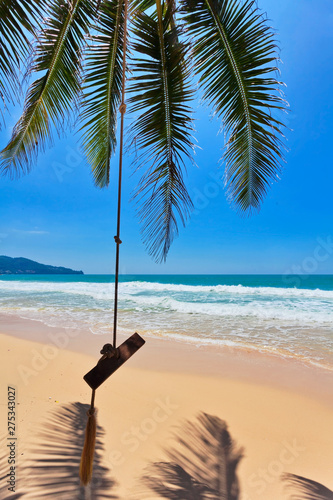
[1,274,332,371]
[0,313,333,498]
[1,312,332,405]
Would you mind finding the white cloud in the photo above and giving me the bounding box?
[12,229,50,235]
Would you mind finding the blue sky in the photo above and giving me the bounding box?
[1,0,333,274]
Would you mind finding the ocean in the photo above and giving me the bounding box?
[0,274,332,370]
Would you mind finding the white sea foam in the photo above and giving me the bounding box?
[0,279,332,324]
[0,280,113,300]
[0,278,332,369]
[1,279,333,299]
[122,281,333,299]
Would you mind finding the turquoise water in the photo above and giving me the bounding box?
[0,274,332,369]
[2,273,333,289]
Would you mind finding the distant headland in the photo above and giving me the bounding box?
[0,256,84,275]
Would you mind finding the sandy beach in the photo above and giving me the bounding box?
[0,315,332,499]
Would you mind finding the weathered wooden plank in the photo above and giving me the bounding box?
[83,333,145,390]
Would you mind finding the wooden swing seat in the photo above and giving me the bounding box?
[83,333,145,390]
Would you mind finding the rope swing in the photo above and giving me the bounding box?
[79,0,145,485]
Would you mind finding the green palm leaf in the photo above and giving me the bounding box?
[0,0,289,262]
[128,2,195,262]
[131,0,175,16]
[0,0,44,111]
[80,0,125,187]
[181,0,287,212]
[0,0,94,177]
[131,0,156,13]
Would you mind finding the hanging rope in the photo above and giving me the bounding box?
[79,389,96,485]
[79,0,128,485]
[113,0,128,350]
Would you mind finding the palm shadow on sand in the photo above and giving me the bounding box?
[139,412,243,499]
[25,402,117,499]
[283,473,333,500]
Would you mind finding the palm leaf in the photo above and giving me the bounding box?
[0,0,44,111]
[80,0,125,187]
[0,0,94,178]
[131,0,156,13]
[128,2,195,262]
[181,0,287,212]
[131,0,176,17]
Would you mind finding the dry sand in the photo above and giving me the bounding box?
[0,315,332,499]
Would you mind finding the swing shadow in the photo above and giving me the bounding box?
[25,402,117,499]
[282,473,333,500]
[138,412,244,500]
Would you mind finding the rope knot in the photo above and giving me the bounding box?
[87,407,95,417]
[114,235,122,244]
[119,103,126,114]
[99,343,119,361]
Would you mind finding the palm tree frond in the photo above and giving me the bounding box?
[131,0,156,14]
[0,0,45,109]
[0,0,94,178]
[128,3,195,262]
[131,0,176,16]
[181,0,288,213]
[80,0,126,188]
